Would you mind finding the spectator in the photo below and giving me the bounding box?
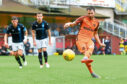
[0,45,10,56]
[104,36,111,54]
[0,46,2,55]
[3,25,8,33]
[74,28,79,35]
[124,38,127,54]
[101,46,105,55]
[65,27,71,35]
[59,29,65,36]
[24,39,31,55]
[96,46,105,55]
[54,27,60,36]
[119,38,125,55]
[69,29,75,35]
[92,37,98,55]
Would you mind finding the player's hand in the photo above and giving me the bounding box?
[23,40,27,44]
[64,22,72,29]
[4,42,8,48]
[33,41,36,46]
[100,43,106,47]
[49,41,52,46]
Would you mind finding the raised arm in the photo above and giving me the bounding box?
[64,22,77,29]
[64,16,85,29]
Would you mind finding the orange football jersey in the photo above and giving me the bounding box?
[75,16,99,42]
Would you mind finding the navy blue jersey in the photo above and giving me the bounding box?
[104,40,110,49]
[32,20,49,40]
[6,23,27,43]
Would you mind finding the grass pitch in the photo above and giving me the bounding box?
[0,55,127,84]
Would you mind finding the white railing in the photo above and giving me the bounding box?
[0,0,2,6]
[13,0,68,8]
[114,19,127,26]
[30,0,68,8]
[30,0,50,6]
[100,21,127,38]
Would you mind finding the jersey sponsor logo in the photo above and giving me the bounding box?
[36,28,44,30]
[82,46,85,50]
[83,27,94,32]
[93,24,96,27]
[42,23,45,30]
[12,29,14,32]
[42,24,44,28]
[18,28,21,31]
[35,25,38,27]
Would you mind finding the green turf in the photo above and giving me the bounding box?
[0,55,127,84]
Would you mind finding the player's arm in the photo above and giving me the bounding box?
[23,27,28,43]
[47,29,52,46]
[64,16,84,29]
[24,30,28,38]
[4,26,10,46]
[45,21,52,46]
[32,30,36,46]
[32,23,37,46]
[4,33,8,45]
[94,29,105,47]
[64,22,77,29]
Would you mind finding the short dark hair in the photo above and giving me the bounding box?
[86,6,95,12]
[11,16,18,20]
[37,12,43,15]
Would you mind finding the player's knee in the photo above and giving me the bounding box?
[38,49,42,52]
[13,53,16,56]
[18,52,23,56]
[43,48,47,52]
[13,52,18,56]
[18,50,23,56]
[85,51,92,58]
[19,53,23,56]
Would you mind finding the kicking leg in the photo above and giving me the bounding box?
[81,41,100,78]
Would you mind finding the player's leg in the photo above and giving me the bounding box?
[84,41,100,78]
[38,48,43,68]
[18,49,27,66]
[42,48,50,68]
[76,41,93,63]
[77,40,100,78]
[81,48,94,63]
[14,51,22,68]
[12,43,22,68]
[18,43,27,66]
[43,48,48,63]
[84,50,100,78]
[36,40,43,68]
[42,39,50,68]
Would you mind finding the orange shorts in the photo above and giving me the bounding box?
[76,40,94,55]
